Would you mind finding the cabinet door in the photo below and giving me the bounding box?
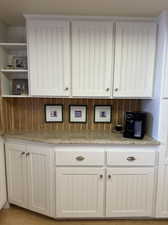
[114,22,156,97]
[27,145,52,216]
[5,143,28,208]
[72,21,114,97]
[56,167,105,217]
[0,138,6,209]
[156,165,168,217]
[27,19,70,96]
[106,167,154,217]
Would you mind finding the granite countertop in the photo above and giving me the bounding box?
[4,131,160,145]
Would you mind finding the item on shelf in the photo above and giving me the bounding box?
[45,104,63,123]
[69,105,87,123]
[4,65,15,69]
[115,124,123,132]
[12,79,28,95]
[94,105,112,123]
[13,56,27,69]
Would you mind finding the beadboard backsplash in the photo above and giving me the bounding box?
[2,98,140,133]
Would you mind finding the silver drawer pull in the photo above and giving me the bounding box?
[127,156,136,161]
[76,156,85,161]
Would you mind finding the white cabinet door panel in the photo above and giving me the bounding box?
[0,138,6,209]
[114,22,156,97]
[27,145,52,216]
[156,165,168,217]
[72,21,114,97]
[27,19,70,96]
[5,143,28,208]
[56,167,105,217]
[106,167,154,217]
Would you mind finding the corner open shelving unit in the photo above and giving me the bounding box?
[0,27,29,97]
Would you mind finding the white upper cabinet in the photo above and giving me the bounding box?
[113,22,157,98]
[27,19,71,96]
[72,21,114,97]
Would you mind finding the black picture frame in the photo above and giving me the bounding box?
[44,104,63,123]
[69,105,87,123]
[94,105,112,123]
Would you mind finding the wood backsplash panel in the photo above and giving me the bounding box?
[3,98,140,133]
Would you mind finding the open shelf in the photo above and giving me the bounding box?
[0,69,28,73]
[2,95,30,98]
[0,42,27,50]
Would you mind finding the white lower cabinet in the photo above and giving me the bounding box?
[5,141,156,219]
[5,142,54,217]
[106,167,155,217]
[0,138,7,209]
[6,143,28,208]
[56,167,105,218]
[156,164,168,217]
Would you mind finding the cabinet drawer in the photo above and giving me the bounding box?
[55,147,105,166]
[107,149,155,166]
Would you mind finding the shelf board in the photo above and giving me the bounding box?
[0,69,28,73]
[0,42,27,50]
[2,95,30,98]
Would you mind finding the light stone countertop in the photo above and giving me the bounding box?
[4,131,160,145]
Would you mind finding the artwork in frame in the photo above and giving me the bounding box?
[94,105,112,123]
[69,105,87,123]
[45,104,63,123]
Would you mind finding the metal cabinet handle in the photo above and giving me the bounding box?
[99,174,103,178]
[127,156,136,161]
[26,152,30,157]
[65,87,69,91]
[114,88,118,92]
[108,174,111,179]
[76,156,85,161]
[20,152,25,156]
[106,88,110,91]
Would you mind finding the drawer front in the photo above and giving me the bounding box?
[107,150,156,166]
[56,150,105,166]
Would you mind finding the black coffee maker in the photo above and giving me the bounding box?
[123,112,147,139]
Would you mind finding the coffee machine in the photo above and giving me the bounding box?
[123,112,147,139]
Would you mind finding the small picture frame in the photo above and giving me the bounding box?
[69,105,87,123]
[94,105,112,123]
[45,104,63,123]
[13,56,27,69]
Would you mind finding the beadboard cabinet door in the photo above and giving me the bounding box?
[27,19,71,96]
[72,21,114,97]
[27,145,52,216]
[56,167,105,217]
[113,22,157,98]
[6,143,28,209]
[106,168,154,217]
[0,138,6,209]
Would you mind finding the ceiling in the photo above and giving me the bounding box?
[0,0,168,26]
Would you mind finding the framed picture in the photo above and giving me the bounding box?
[69,105,87,123]
[13,56,27,69]
[94,105,112,123]
[45,104,63,123]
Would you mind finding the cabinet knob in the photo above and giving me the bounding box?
[114,88,118,92]
[99,174,103,179]
[65,87,69,91]
[26,152,30,157]
[76,156,85,161]
[20,152,25,156]
[106,88,110,91]
[108,174,111,179]
[127,156,136,161]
